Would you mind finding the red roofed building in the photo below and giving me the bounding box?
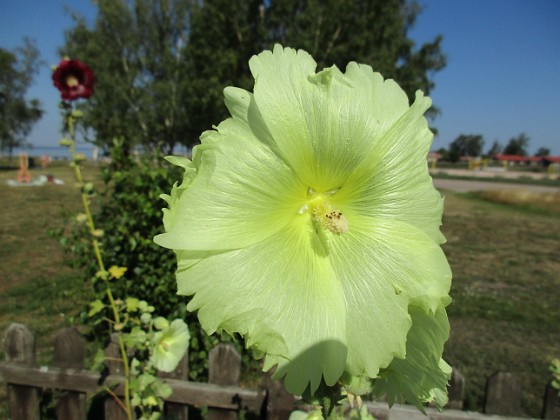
[494,154,560,165]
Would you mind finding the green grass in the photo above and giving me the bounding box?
[1,162,559,418]
[0,161,100,359]
[440,191,560,416]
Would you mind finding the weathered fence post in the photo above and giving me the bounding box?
[104,333,130,420]
[4,323,40,420]
[160,348,190,420]
[484,372,522,415]
[542,381,560,419]
[208,343,241,420]
[263,370,294,420]
[53,327,86,419]
[447,367,465,410]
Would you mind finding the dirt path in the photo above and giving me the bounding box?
[433,178,559,193]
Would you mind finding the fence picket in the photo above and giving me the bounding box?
[208,343,241,420]
[448,368,465,410]
[159,349,190,419]
[104,333,130,420]
[3,323,40,420]
[53,327,86,419]
[542,380,560,419]
[484,372,522,415]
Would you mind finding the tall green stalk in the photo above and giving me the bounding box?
[64,106,132,420]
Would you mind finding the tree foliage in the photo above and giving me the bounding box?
[0,39,43,155]
[503,133,530,156]
[62,0,192,156]
[62,0,446,155]
[535,147,550,157]
[448,134,484,162]
[266,0,445,109]
[486,140,502,157]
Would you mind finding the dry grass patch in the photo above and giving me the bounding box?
[441,191,560,417]
[473,189,560,214]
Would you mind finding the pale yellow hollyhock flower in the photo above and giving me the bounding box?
[155,45,452,403]
[150,319,190,372]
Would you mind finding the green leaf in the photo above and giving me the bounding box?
[123,326,147,348]
[125,297,140,312]
[153,380,172,399]
[91,348,106,371]
[88,299,105,317]
[138,372,156,391]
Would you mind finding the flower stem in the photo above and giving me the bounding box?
[65,109,132,420]
[302,380,343,419]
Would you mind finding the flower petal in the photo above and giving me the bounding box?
[331,215,451,317]
[320,215,450,379]
[155,117,306,252]
[372,305,451,411]
[249,45,410,192]
[176,216,348,395]
[335,91,445,244]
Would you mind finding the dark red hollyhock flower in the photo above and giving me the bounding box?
[52,59,95,101]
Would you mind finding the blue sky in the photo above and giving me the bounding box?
[1,0,559,155]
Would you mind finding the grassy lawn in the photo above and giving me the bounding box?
[440,189,560,416]
[0,161,558,418]
[0,160,100,358]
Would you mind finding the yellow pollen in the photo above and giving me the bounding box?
[66,75,79,87]
[312,202,349,235]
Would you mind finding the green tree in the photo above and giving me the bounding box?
[486,140,502,157]
[63,0,446,154]
[266,0,445,113]
[62,0,193,157]
[187,0,446,131]
[448,134,484,162]
[503,133,530,156]
[535,147,550,157]
[183,0,266,139]
[0,39,42,155]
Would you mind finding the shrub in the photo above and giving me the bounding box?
[55,150,221,380]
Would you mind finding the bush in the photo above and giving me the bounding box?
[55,151,222,380]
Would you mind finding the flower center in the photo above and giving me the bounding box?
[300,187,349,235]
[66,75,79,87]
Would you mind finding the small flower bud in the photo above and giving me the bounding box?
[59,138,73,147]
[92,229,104,238]
[84,182,95,193]
[153,317,169,331]
[73,153,86,163]
[76,213,88,224]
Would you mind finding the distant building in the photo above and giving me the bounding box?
[493,154,560,166]
[427,152,442,162]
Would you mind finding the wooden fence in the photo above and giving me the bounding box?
[1,323,559,419]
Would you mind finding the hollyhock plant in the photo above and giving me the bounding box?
[52,58,95,101]
[155,45,452,409]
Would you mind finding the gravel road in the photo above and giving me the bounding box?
[432,178,559,193]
